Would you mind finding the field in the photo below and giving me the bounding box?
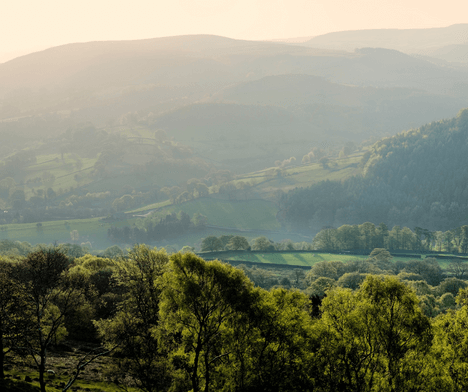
[234,152,363,198]
[143,198,281,230]
[0,145,366,251]
[200,251,424,267]
[0,217,133,250]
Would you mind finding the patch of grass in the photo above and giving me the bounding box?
[214,251,427,267]
[4,369,136,392]
[129,199,172,213]
[146,198,280,231]
[231,153,364,199]
[0,217,131,250]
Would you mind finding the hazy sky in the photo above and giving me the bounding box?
[1,0,467,57]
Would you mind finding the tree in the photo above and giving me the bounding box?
[312,227,337,250]
[70,230,80,243]
[432,287,468,391]
[193,213,208,229]
[219,235,234,249]
[251,236,275,251]
[226,236,250,250]
[95,245,172,392]
[317,276,433,392]
[13,248,89,392]
[461,225,468,253]
[0,259,28,379]
[291,268,306,286]
[404,258,444,286]
[319,156,329,169]
[196,183,210,198]
[229,289,314,392]
[368,248,394,271]
[201,236,223,252]
[159,253,258,392]
[181,245,196,254]
[447,259,468,279]
[317,287,380,391]
[358,275,433,391]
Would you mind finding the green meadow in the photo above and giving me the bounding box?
[141,198,281,231]
[203,251,431,267]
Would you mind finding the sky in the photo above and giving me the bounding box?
[1,0,467,61]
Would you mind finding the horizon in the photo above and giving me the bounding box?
[2,0,467,63]
[1,22,467,64]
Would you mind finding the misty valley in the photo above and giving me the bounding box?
[3,24,468,392]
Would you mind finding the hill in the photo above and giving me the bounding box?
[1,35,467,130]
[304,24,468,55]
[424,43,468,64]
[281,108,468,232]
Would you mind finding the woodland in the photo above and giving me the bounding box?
[3,245,468,392]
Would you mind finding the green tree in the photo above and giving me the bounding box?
[447,259,468,279]
[196,183,210,198]
[219,235,234,249]
[368,248,393,271]
[193,213,208,229]
[312,227,337,250]
[13,248,89,392]
[0,259,29,379]
[317,276,433,392]
[432,287,468,391]
[95,245,172,392]
[251,236,275,251]
[230,289,314,392]
[159,253,258,392]
[358,275,433,391]
[201,236,223,252]
[226,236,250,250]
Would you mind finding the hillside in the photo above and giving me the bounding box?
[304,24,468,55]
[1,35,468,180]
[1,35,467,128]
[281,108,468,232]
[425,43,468,63]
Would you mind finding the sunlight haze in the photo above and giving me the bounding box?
[2,0,467,60]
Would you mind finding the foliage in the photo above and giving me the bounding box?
[282,111,468,232]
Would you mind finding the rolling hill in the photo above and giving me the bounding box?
[303,24,468,56]
[281,108,468,232]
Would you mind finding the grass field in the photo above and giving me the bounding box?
[0,198,282,250]
[203,251,432,267]
[0,216,134,250]
[142,198,281,231]
[234,153,363,198]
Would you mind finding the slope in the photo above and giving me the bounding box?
[281,108,468,232]
[304,24,468,55]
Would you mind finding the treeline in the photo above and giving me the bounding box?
[312,222,468,253]
[107,211,207,243]
[4,246,468,391]
[281,108,468,231]
[200,234,314,252]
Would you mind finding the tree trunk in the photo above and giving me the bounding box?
[191,336,202,392]
[39,348,46,392]
[0,326,5,379]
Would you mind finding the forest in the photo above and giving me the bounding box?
[280,108,468,232]
[2,245,468,392]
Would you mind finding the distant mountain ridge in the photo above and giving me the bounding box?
[1,33,468,175]
[304,24,468,55]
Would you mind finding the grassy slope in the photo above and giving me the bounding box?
[0,217,133,249]
[146,198,280,230]
[2,149,362,249]
[236,153,363,198]
[206,251,420,267]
